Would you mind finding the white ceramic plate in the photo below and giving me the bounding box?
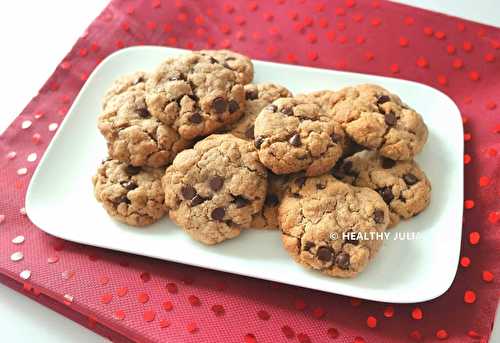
[26,46,463,303]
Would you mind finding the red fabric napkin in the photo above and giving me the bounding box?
[1,0,499,342]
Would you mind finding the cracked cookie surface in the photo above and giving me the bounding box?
[163,134,268,245]
[332,150,431,227]
[254,97,346,176]
[98,75,192,167]
[228,83,292,140]
[303,85,428,160]
[92,159,166,226]
[198,49,254,85]
[145,52,248,140]
[251,173,293,229]
[279,175,389,278]
[102,71,148,110]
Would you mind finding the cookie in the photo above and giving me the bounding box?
[145,52,246,140]
[332,150,431,227]
[254,97,346,176]
[228,83,292,140]
[279,175,390,278]
[198,49,254,85]
[251,173,292,229]
[98,76,192,167]
[102,71,148,110]
[92,159,166,226]
[304,85,428,160]
[163,134,268,245]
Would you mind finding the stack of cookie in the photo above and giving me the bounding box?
[92,49,431,278]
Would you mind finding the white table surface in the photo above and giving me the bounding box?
[0,1,498,342]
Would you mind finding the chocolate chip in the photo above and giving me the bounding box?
[255,136,264,149]
[228,100,240,113]
[373,209,385,224]
[233,196,250,208]
[377,95,390,104]
[117,195,131,204]
[403,173,418,186]
[120,180,137,190]
[289,133,301,147]
[137,107,151,118]
[209,56,218,64]
[344,230,359,246]
[316,183,326,190]
[133,76,144,85]
[295,176,306,187]
[331,162,345,179]
[125,165,141,175]
[245,90,258,100]
[213,97,227,113]
[209,176,224,191]
[223,62,234,70]
[264,194,279,207]
[225,56,236,61]
[317,247,334,262]
[378,187,394,204]
[281,106,293,115]
[335,252,350,270]
[189,112,202,123]
[342,161,356,176]
[245,125,255,139]
[381,158,396,169]
[188,94,199,102]
[331,133,342,143]
[265,104,277,112]
[385,112,397,126]
[190,194,206,206]
[211,207,225,221]
[304,241,315,251]
[181,185,197,200]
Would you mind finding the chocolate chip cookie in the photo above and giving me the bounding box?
[163,134,268,245]
[145,52,246,140]
[92,159,166,226]
[304,85,428,160]
[279,175,390,278]
[254,97,346,176]
[251,173,292,229]
[198,49,254,85]
[332,150,431,227]
[98,76,192,167]
[228,83,292,140]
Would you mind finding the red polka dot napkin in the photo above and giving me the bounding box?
[0,0,499,342]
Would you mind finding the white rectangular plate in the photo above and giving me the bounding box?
[26,46,463,303]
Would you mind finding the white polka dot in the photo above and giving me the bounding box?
[17,167,27,176]
[12,235,25,244]
[48,123,58,131]
[10,251,24,262]
[21,120,32,129]
[27,153,37,162]
[20,270,31,280]
[6,151,16,160]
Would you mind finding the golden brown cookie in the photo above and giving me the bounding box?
[279,175,389,278]
[332,150,431,227]
[163,134,268,245]
[93,159,166,226]
[254,97,346,176]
